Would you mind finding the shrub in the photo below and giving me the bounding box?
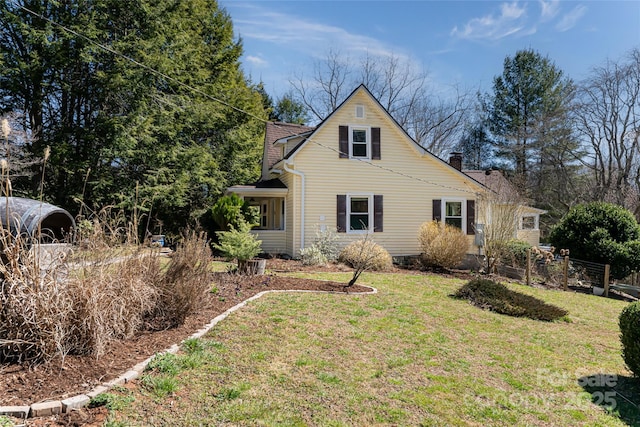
[619,301,640,377]
[339,237,391,288]
[339,239,392,272]
[211,194,259,231]
[311,227,340,262]
[212,221,262,264]
[418,221,469,269]
[299,245,327,266]
[453,278,568,321]
[549,202,640,279]
[501,239,532,268]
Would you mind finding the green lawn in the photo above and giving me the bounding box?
[105,271,639,426]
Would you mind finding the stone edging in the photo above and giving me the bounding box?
[0,285,377,423]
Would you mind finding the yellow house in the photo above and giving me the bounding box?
[228,84,495,258]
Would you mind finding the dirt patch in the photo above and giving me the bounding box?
[1,264,371,410]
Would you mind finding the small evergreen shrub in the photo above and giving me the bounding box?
[418,221,469,269]
[213,221,262,263]
[338,239,392,272]
[211,193,259,231]
[453,278,568,321]
[619,301,640,377]
[549,202,640,279]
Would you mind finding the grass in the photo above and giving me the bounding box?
[106,271,639,426]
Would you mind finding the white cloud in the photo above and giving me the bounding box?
[539,0,560,21]
[231,7,400,60]
[246,55,267,66]
[451,2,532,40]
[555,5,587,32]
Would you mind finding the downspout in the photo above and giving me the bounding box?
[283,162,305,252]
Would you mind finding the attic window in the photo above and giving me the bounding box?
[355,105,365,118]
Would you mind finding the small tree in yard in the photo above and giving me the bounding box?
[212,221,262,274]
[338,234,392,289]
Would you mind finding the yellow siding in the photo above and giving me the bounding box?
[288,89,486,257]
[517,230,542,247]
[251,230,287,254]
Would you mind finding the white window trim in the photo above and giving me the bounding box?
[346,193,374,234]
[348,125,371,160]
[520,214,539,230]
[249,198,286,231]
[442,198,466,234]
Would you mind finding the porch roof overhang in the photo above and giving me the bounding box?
[227,178,288,198]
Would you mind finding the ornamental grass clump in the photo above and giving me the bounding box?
[418,221,469,269]
[153,230,212,329]
[453,278,568,322]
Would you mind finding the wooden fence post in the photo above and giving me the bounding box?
[526,249,531,286]
[563,256,569,291]
[604,264,610,297]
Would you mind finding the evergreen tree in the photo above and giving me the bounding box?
[484,49,584,228]
[0,0,266,235]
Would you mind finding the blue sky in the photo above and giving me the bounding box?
[220,0,640,100]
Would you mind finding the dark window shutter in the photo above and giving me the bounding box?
[432,199,441,222]
[374,195,383,232]
[466,200,475,235]
[337,195,347,232]
[371,127,381,160]
[339,126,348,158]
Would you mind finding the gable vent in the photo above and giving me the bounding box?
[355,105,365,118]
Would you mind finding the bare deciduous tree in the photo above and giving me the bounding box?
[575,48,640,218]
[289,49,471,157]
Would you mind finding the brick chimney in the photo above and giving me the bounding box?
[449,152,462,171]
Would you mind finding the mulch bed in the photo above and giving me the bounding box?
[1,262,371,411]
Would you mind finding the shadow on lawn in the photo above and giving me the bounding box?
[579,373,640,425]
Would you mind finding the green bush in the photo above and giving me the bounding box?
[501,239,532,268]
[549,202,640,279]
[453,278,568,321]
[211,194,259,231]
[619,301,640,377]
[213,221,262,263]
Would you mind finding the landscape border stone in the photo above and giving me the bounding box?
[2,284,377,420]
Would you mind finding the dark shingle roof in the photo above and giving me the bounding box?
[463,170,520,199]
[265,122,315,169]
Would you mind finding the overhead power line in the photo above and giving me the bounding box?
[16,4,480,196]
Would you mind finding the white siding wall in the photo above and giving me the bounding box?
[289,90,484,257]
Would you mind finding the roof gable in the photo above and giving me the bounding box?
[277,84,485,191]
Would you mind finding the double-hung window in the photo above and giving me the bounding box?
[444,200,463,229]
[337,194,383,233]
[350,127,370,159]
[349,196,371,231]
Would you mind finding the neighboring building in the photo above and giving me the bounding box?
[228,84,489,258]
[464,170,547,247]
